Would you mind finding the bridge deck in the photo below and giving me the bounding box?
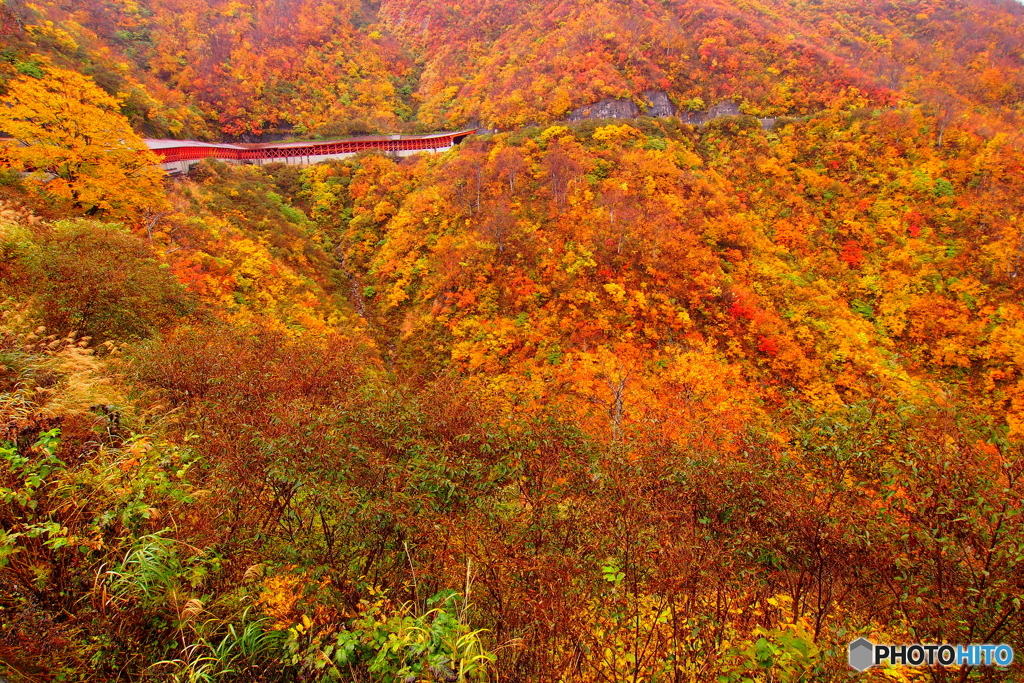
[146,129,476,173]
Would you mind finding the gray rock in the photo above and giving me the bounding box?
[708,100,741,118]
[678,110,706,125]
[680,100,742,125]
[567,98,641,121]
[564,95,778,131]
[640,90,676,117]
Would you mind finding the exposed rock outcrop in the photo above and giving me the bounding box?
[566,90,676,121]
[565,93,750,125]
[679,100,741,125]
[567,98,641,121]
[563,93,784,130]
[640,90,676,117]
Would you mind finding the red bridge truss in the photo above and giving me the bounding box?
[146,129,476,172]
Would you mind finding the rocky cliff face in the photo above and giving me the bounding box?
[565,94,780,128]
[640,90,676,117]
[566,90,676,121]
[566,98,641,121]
[679,100,740,124]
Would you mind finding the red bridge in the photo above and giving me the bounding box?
[146,129,476,174]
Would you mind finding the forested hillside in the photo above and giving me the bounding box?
[3,0,1024,681]
[6,0,1024,135]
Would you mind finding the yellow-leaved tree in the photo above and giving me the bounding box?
[0,65,167,218]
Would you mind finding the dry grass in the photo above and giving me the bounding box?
[0,303,124,436]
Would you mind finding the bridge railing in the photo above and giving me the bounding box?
[148,130,476,166]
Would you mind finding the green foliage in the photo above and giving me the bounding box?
[0,427,61,503]
[286,590,495,683]
[933,177,955,197]
[105,533,186,605]
[155,613,287,683]
[0,428,64,566]
[266,190,310,225]
[600,559,624,586]
[643,136,668,151]
[718,619,824,683]
[0,48,45,83]
[0,167,23,187]
[849,299,875,321]
[6,219,192,340]
[14,60,45,78]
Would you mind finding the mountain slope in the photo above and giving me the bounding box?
[384,0,1024,129]
[7,0,1024,135]
[4,1,1024,681]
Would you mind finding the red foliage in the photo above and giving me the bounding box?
[728,300,757,321]
[840,239,865,267]
[907,209,924,237]
[757,334,780,357]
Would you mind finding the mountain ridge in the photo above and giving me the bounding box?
[6,0,1024,139]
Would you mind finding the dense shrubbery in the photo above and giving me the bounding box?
[2,219,193,341]
[4,96,1024,681]
[0,198,498,681]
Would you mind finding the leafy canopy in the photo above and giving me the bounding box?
[0,65,167,217]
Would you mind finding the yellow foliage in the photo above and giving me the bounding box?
[592,124,643,144]
[0,305,120,420]
[540,125,571,143]
[259,572,307,630]
[0,66,168,219]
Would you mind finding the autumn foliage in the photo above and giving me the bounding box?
[6,0,1024,681]
[4,0,1024,135]
[0,66,167,217]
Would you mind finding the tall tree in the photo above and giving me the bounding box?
[0,66,167,218]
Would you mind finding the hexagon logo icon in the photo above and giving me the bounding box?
[849,637,875,671]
